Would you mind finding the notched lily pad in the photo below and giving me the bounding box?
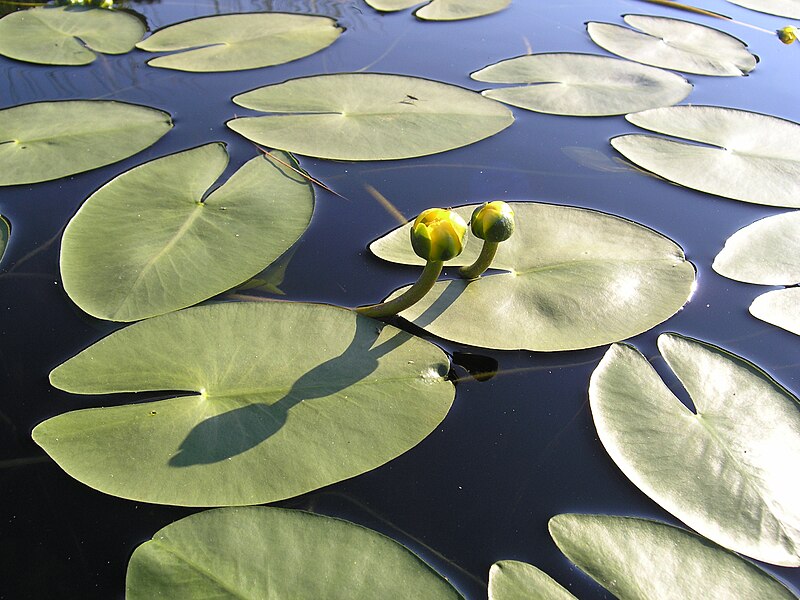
[227,73,513,161]
[136,12,342,72]
[0,6,144,65]
[60,143,314,322]
[0,100,172,186]
[370,202,695,351]
[34,301,455,506]
[726,0,800,18]
[489,560,576,599]
[612,105,800,207]
[590,333,800,566]
[471,53,692,116]
[587,15,756,76]
[365,0,509,21]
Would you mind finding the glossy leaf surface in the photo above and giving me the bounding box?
[488,561,576,600]
[751,288,800,336]
[365,0,509,20]
[726,0,800,18]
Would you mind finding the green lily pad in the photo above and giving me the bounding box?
[0,6,144,66]
[471,53,692,117]
[590,333,800,566]
[365,0,509,21]
[611,106,800,207]
[0,100,172,186]
[370,202,695,351]
[587,15,756,76]
[136,13,342,72]
[60,143,313,322]
[127,507,463,599]
[33,301,455,506]
[488,561,576,600]
[713,212,800,284]
[227,73,514,161]
[549,514,797,599]
[751,288,800,336]
[726,0,800,18]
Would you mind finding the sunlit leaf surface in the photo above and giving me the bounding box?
[228,73,513,161]
[726,0,800,18]
[127,507,463,599]
[365,0,509,20]
[34,302,455,506]
[587,15,756,76]
[549,515,797,599]
[0,6,144,65]
[60,144,313,322]
[0,101,172,186]
[713,212,800,284]
[370,202,694,351]
[136,12,342,72]
[751,288,800,336]
[488,560,576,600]
[590,333,800,566]
[472,53,692,116]
[612,106,800,207]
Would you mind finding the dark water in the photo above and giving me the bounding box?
[2,0,800,598]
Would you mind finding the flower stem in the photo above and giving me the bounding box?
[459,241,499,280]
[356,260,444,318]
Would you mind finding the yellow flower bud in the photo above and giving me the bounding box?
[410,208,468,262]
[470,201,515,243]
[778,26,797,44]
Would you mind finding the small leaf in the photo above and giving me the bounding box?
[365,0,509,21]
[750,288,800,336]
[489,561,576,600]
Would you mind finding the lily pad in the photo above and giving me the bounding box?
[0,6,144,66]
[365,0,509,21]
[587,15,756,76]
[751,288,800,336]
[127,507,462,599]
[0,100,172,186]
[713,212,800,284]
[370,202,695,351]
[488,561,576,600]
[471,53,692,117]
[60,143,313,322]
[611,106,800,207]
[33,301,455,506]
[549,514,797,599]
[227,73,514,161]
[136,13,342,72]
[589,333,800,565]
[726,0,800,18]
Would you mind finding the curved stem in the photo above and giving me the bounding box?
[459,241,499,280]
[356,260,443,319]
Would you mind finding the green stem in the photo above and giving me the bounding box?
[356,260,443,318]
[459,241,499,280]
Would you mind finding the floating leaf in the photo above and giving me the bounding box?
[228,73,513,161]
[365,0,509,20]
[0,6,144,65]
[611,106,800,207]
[136,13,342,72]
[33,302,455,506]
[127,507,463,599]
[549,514,797,599]
[589,333,800,565]
[587,15,756,76]
[713,212,800,284]
[488,561,576,600]
[0,101,172,186]
[370,202,694,351]
[726,0,800,18]
[471,53,692,116]
[60,144,313,322]
[751,288,800,336]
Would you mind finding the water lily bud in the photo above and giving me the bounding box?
[470,201,515,243]
[778,26,797,44]
[411,208,468,262]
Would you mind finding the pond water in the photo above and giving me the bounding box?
[2,0,800,597]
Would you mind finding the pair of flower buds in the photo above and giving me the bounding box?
[358,201,515,318]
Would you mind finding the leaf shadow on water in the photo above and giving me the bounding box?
[168,315,413,467]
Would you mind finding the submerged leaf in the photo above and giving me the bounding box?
[365,0,509,20]
[590,333,800,565]
[60,143,314,322]
[0,215,8,265]
[549,514,796,599]
[370,202,695,351]
[0,6,144,65]
[726,0,800,19]
[488,561,576,600]
[750,288,800,336]
[34,302,455,506]
[136,13,342,72]
[227,73,513,161]
[127,507,463,599]
[472,53,692,116]
[587,15,756,76]
[612,106,800,207]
